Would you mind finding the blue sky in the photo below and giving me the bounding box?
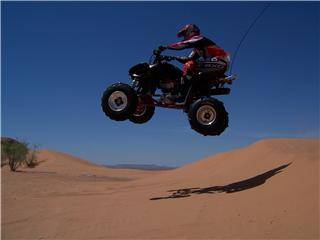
[2,2,319,167]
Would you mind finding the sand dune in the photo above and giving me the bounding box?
[2,138,319,239]
[33,149,157,180]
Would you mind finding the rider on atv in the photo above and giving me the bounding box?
[101,24,236,136]
[157,24,230,90]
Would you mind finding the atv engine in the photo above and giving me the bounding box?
[159,78,180,94]
[158,78,181,104]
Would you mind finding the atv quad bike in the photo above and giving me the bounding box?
[101,49,236,136]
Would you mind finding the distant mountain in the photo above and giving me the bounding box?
[1,137,21,144]
[105,164,177,171]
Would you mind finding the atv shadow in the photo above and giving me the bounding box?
[150,163,291,200]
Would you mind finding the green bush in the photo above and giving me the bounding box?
[2,141,29,171]
[1,138,39,171]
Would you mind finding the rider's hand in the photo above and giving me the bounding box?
[154,45,166,55]
[153,49,160,55]
[158,45,167,51]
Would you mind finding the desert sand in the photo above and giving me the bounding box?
[1,138,319,239]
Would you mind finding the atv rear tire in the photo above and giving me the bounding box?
[188,97,228,136]
[129,105,155,124]
[101,83,137,121]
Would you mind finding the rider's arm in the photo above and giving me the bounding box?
[174,56,190,63]
[166,35,204,50]
[175,50,199,63]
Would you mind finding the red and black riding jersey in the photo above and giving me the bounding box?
[167,35,229,63]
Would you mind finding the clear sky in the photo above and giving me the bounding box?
[2,2,319,167]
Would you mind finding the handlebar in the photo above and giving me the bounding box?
[162,55,176,61]
[151,48,177,64]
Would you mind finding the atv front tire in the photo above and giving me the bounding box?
[129,104,155,124]
[101,83,137,121]
[188,97,228,136]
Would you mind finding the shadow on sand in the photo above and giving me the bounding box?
[150,163,291,200]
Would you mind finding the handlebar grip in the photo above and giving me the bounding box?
[153,49,160,55]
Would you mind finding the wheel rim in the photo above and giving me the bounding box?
[133,105,147,117]
[196,105,217,126]
[108,91,128,112]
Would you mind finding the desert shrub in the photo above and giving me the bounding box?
[1,138,18,167]
[1,148,8,167]
[25,144,39,168]
[1,140,29,171]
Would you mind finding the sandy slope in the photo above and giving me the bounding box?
[1,138,319,239]
[34,149,158,179]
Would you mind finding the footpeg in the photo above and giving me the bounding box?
[225,74,237,84]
